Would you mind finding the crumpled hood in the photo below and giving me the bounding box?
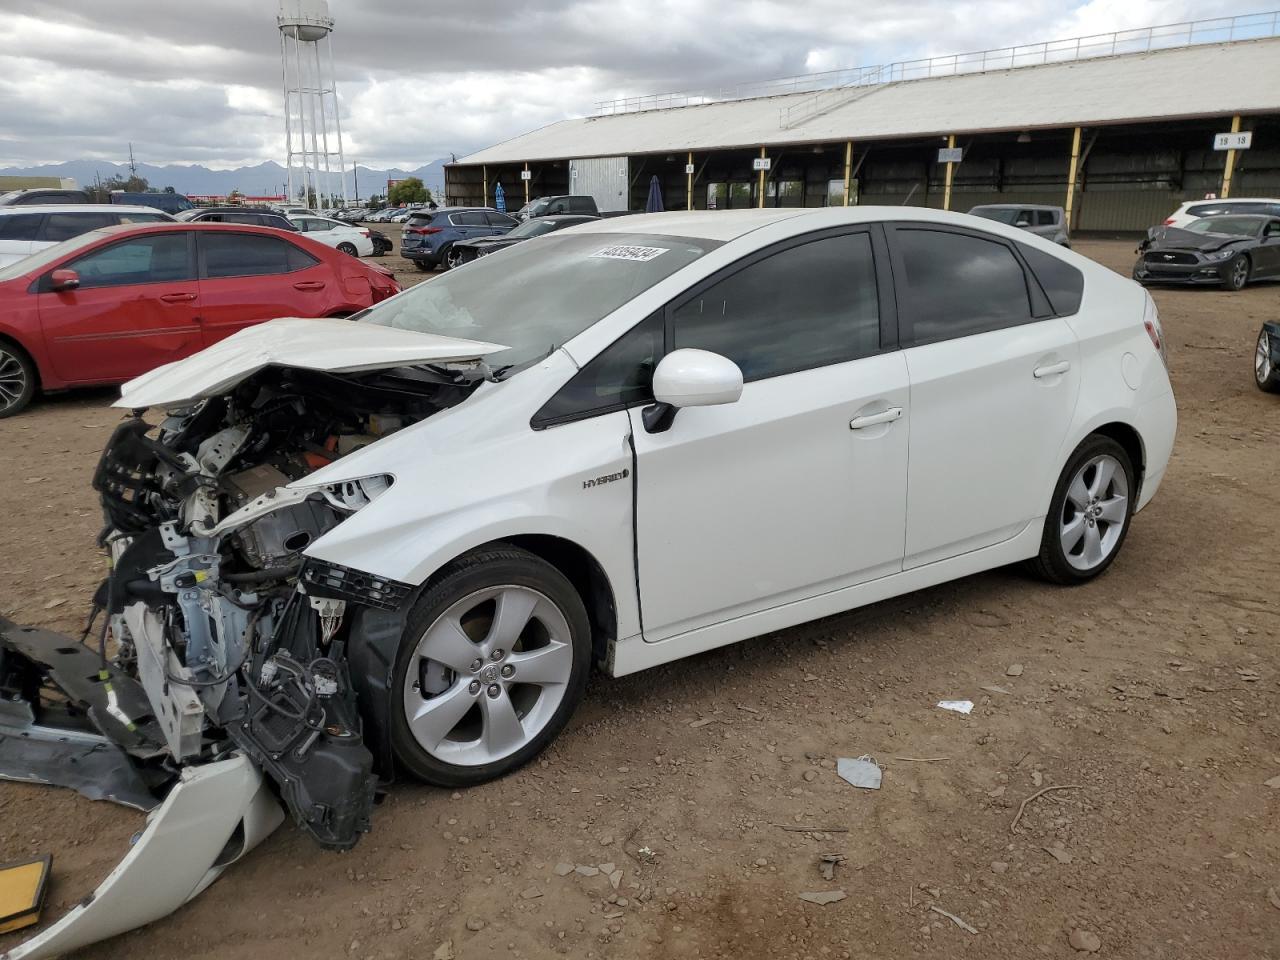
[115,316,506,409]
[1144,226,1252,254]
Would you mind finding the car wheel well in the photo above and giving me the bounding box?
[0,334,38,388]
[1090,422,1144,499]
[471,535,617,666]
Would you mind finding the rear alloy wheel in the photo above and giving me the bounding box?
[337,241,358,256]
[1256,327,1280,393]
[1029,435,1134,584]
[390,546,591,787]
[437,245,455,271]
[0,343,36,419]
[446,247,466,270]
[1221,254,1250,291]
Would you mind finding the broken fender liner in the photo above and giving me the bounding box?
[2,754,284,960]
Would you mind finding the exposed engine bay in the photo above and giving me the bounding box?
[4,363,479,853]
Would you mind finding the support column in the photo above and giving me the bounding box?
[758,147,767,209]
[1221,114,1242,198]
[942,135,956,211]
[687,151,693,211]
[482,165,488,207]
[524,163,530,206]
[1065,126,1082,230]
[843,141,852,206]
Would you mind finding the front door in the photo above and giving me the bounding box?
[196,231,333,345]
[888,224,1081,568]
[38,231,203,383]
[630,228,910,641]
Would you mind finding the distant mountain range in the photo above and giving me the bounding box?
[0,158,447,200]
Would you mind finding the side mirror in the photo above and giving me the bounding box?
[644,349,743,433]
[50,269,80,292]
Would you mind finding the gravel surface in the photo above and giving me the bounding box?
[1,238,1277,960]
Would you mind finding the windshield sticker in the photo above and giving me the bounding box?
[590,244,669,262]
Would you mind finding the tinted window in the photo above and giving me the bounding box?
[66,234,193,288]
[455,212,487,226]
[533,313,663,426]
[0,213,43,241]
[1018,243,1084,316]
[485,212,517,227]
[672,231,880,382]
[297,218,330,232]
[40,212,116,242]
[1188,201,1276,217]
[569,198,594,214]
[895,228,1032,344]
[115,212,171,225]
[1035,210,1057,226]
[202,233,317,278]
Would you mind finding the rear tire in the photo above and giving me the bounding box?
[1256,326,1280,393]
[337,242,358,256]
[414,260,432,272]
[389,545,591,788]
[1221,254,1249,291]
[1028,435,1135,585]
[0,341,37,419]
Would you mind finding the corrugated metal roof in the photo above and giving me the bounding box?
[457,39,1280,165]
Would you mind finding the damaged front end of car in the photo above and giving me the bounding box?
[0,319,505,958]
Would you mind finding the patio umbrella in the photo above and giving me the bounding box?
[494,182,506,213]
[645,174,664,213]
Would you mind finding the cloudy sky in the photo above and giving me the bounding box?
[0,0,1257,169]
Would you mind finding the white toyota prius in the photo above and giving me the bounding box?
[0,206,1176,953]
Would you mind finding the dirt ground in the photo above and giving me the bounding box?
[1,237,1277,960]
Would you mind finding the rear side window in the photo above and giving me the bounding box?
[533,313,664,427]
[0,213,43,241]
[1018,243,1084,316]
[569,198,594,214]
[1035,210,1057,226]
[201,233,317,278]
[485,212,516,227]
[115,213,171,224]
[1188,201,1272,217]
[40,212,116,242]
[454,212,487,226]
[894,228,1032,344]
[672,231,881,381]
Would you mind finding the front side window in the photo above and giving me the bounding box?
[201,233,316,278]
[0,213,43,241]
[671,231,881,382]
[40,212,116,242]
[65,234,192,289]
[895,228,1032,344]
[366,232,719,373]
[533,313,663,426]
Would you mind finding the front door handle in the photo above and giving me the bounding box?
[293,280,326,291]
[1033,360,1071,379]
[849,406,903,430]
[159,292,197,303]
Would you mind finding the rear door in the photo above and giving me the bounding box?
[888,223,1081,568]
[38,231,202,383]
[0,212,44,267]
[196,231,332,344]
[454,211,490,239]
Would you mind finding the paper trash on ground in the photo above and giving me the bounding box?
[937,700,974,714]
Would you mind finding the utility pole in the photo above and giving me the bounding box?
[127,143,137,177]
[353,160,359,205]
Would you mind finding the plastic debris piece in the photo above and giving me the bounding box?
[836,755,882,790]
[798,890,847,905]
[937,700,974,714]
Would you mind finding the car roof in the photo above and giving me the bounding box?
[1190,213,1274,222]
[1181,197,1280,208]
[970,203,1061,211]
[0,204,168,216]
[409,206,497,215]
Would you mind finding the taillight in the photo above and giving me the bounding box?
[407,226,443,236]
[360,229,370,238]
[1163,218,1176,225]
[1143,296,1168,370]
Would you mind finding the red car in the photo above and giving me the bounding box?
[0,222,400,417]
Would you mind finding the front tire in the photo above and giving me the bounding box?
[390,545,591,787]
[1221,254,1249,291]
[0,341,37,419]
[1028,435,1135,585]
[1256,326,1280,393]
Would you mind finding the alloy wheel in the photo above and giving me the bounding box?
[401,585,574,766]
[446,248,464,270]
[1060,454,1129,572]
[0,348,28,414]
[1257,329,1272,384]
[1231,257,1248,289]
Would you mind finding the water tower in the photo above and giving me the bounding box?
[278,0,348,208]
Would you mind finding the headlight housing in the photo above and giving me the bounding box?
[1208,247,1239,260]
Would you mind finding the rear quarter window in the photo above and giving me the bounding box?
[1018,243,1084,316]
[0,213,44,241]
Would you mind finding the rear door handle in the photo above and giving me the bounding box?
[1033,360,1071,378]
[293,281,325,291]
[159,292,197,303]
[849,406,903,430]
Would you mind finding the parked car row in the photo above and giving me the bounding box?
[0,222,400,417]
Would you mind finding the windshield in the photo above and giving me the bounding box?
[968,207,1021,225]
[506,219,560,239]
[0,228,112,282]
[1184,216,1263,237]
[364,232,721,372]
